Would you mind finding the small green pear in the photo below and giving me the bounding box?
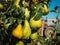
[24,8,30,20]
[43,4,49,15]
[14,0,20,8]
[0,3,4,9]
[14,0,20,5]
[30,32,38,41]
[23,20,31,39]
[16,41,24,45]
[37,41,42,45]
[30,17,42,29]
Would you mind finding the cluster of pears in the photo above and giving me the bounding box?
[12,12,42,41]
[12,18,42,39]
[12,20,31,39]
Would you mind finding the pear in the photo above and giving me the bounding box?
[37,41,42,45]
[16,41,24,45]
[14,0,20,5]
[30,32,38,41]
[12,24,23,39]
[30,17,42,29]
[23,20,31,39]
[0,3,4,9]
[24,8,30,20]
[43,4,49,15]
[14,0,20,8]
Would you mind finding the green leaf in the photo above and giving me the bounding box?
[33,9,43,20]
[4,23,11,29]
[33,3,43,20]
[34,4,41,13]
[17,18,23,24]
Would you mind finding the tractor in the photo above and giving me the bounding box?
[40,6,60,39]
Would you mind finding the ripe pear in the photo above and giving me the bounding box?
[30,17,42,29]
[43,4,49,15]
[12,24,23,39]
[23,20,31,39]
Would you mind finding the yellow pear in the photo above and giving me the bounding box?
[30,17,42,29]
[23,20,31,39]
[43,4,49,15]
[12,24,23,39]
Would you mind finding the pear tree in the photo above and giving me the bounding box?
[0,0,51,45]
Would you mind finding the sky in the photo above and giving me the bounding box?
[42,0,60,19]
